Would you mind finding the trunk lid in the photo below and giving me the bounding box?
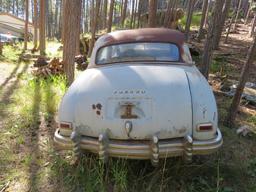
[74,64,192,140]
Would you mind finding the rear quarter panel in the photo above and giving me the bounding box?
[185,66,218,140]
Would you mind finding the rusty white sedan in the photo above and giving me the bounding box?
[54,28,222,165]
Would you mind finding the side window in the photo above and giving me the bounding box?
[182,44,192,63]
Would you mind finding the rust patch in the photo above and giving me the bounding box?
[96,103,102,110]
[92,103,102,116]
[96,110,101,115]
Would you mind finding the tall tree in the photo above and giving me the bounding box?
[226,34,256,127]
[148,0,157,27]
[16,0,19,16]
[107,0,115,32]
[245,1,251,24]
[197,0,209,41]
[121,0,128,27]
[225,6,238,43]
[62,0,82,85]
[130,0,136,28]
[12,0,15,14]
[0,42,2,55]
[234,0,242,29]
[213,0,231,50]
[137,0,143,28]
[201,0,225,79]
[39,0,46,55]
[46,0,53,39]
[54,0,59,35]
[89,0,101,56]
[33,0,38,49]
[24,0,29,51]
[102,0,108,29]
[59,0,63,41]
[184,0,195,41]
[164,0,174,27]
[169,0,178,28]
[251,13,256,37]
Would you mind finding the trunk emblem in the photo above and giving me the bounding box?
[121,103,138,119]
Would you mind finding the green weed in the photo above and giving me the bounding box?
[0,44,22,63]
[179,12,202,29]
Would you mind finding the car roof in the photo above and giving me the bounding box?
[97,28,185,47]
[88,28,187,68]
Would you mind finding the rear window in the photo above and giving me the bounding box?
[96,42,180,65]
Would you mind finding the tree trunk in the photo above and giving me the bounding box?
[62,0,82,86]
[169,0,178,28]
[33,0,38,49]
[197,0,208,41]
[213,0,231,50]
[60,0,64,42]
[201,0,224,79]
[103,0,108,29]
[89,0,101,56]
[85,0,89,32]
[184,0,195,41]
[0,42,3,55]
[204,0,209,27]
[121,0,128,27]
[107,0,115,32]
[24,0,29,51]
[225,4,240,44]
[16,0,19,16]
[164,0,174,27]
[130,0,136,28]
[47,0,53,39]
[89,0,94,34]
[148,0,157,27]
[250,14,256,37]
[12,0,15,14]
[137,0,143,28]
[226,34,256,127]
[133,0,139,28]
[245,1,251,24]
[54,0,59,36]
[234,0,242,29]
[39,0,46,55]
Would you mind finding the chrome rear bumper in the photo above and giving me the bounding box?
[54,128,223,161]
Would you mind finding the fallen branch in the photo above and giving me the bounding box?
[0,181,10,192]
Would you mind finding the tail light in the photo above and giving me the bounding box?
[59,122,72,130]
[197,123,213,132]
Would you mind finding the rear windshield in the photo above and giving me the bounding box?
[96,42,180,65]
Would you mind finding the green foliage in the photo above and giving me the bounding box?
[218,97,232,124]
[0,44,22,63]
[247,115,256,126]
[0,70,67,188]
[247,158,256,178]
[210,56,234,75]
[180,12,202,28]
